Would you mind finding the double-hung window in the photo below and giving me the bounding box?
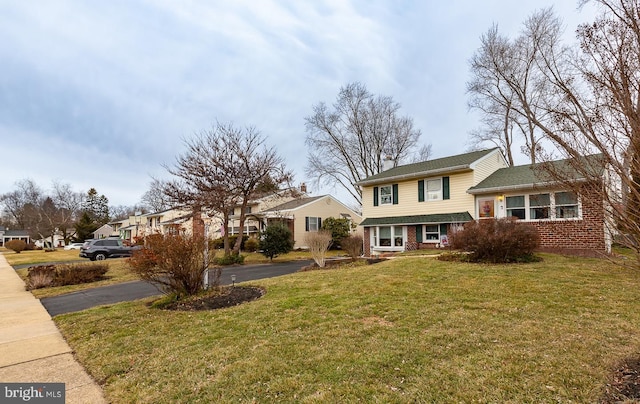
[379,185,393,205]
[529,193,550,219]
[426,179,442,200]
[424,225,440,241]
[506,196,526,219]
[555,192,578,218]
[306,217,321,232]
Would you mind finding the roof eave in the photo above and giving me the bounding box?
[357,165,472,187]
[467,178,587,195]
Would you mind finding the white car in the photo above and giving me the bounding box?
[63,243,84,250]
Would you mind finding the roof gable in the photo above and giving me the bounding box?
[357,148,501,186]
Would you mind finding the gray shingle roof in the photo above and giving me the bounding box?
[357,148,500,186]
[360,212,473,226]
[263,195,326,212]
[468,154,603,194]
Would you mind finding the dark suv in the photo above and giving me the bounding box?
[79,238,139,261]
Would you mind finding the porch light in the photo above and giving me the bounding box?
[497,195,504,202]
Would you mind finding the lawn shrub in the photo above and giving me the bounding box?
[321,217,351,249]
[128,233,215,297]
[340,234,363,261]
[214,254,245,265]
[24,242,37,251]
[26,263,108,289]
[450,218,540,263]
[5,240,27,253]
[259,223,293,261]
[26,265,56,289]
[244,237,259,252]
[305,230,333,267]
[55,263,108,285]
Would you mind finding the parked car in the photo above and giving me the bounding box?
[79,238,140,261]
[63,242,84,250]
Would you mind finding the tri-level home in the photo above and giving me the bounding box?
[358,148,508,254]
[358,148,611,255]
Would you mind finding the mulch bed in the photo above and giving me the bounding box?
[601,357,640,403]
[162,286,265,311]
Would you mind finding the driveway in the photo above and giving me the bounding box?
[41,260,311,316]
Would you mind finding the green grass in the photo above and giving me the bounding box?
[55,254,640,403]
[1,248,84,266]
[226,249,345,264]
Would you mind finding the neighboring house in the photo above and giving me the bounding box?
[91,224,115,240]
[0,226,31,247]
[358,148,508,254]
[227,187,304,237]
[261,195,362,249]
[357,148,611,255]
[113,209,204,242]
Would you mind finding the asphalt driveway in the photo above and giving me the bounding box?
[41,260,311,316]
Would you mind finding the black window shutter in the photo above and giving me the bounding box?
[439,223,448,236]
[418,180,425,202]
[415,225,423,243]
[443,177,450,200]
[373,187,379,206]
[305,217,309,231]
[392,184,399,205]
[318,217,322,229]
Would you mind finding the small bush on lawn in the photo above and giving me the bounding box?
[214,254,245,266]
[244,237,259,252]
[259,223,294,261]
[341,234,363,260]
[24,242,37,251]
[128,233,215,298]
[305,230,333,268]
[5,240,27,253]
[26,263,108,289]
[450,218,540,263]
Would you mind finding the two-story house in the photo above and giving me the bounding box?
[358,148,611,255]
[358,148,508,254]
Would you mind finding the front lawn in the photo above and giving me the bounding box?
[1,248,84,266]
[55,254,640,403]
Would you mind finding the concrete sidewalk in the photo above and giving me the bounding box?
[0,254,105,403]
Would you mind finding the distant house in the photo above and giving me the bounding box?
[0,226,31,247]
[91,224,115,240]
[261,195,362,249]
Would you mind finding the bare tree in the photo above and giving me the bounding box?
[473,1,640,263]
[467,10,559,165]
[51,181,84,244]
[305,82,426,205]
[141,179,172,212]
[0,179,43,229]
[164,122,293,256]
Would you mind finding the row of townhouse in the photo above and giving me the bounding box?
[357,148,610,256]
[110,189,362,250]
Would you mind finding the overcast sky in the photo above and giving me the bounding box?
[0,1,598,207]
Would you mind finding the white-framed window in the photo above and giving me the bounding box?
[506,196,526,219]
[307,217,320,232]
[379,185,393,205]
[371,225,405,249]
[529,193,550,219]
[555,192,579,218]
[505,191,580,220]
[426,179,442,201]
[424,224,440,242]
